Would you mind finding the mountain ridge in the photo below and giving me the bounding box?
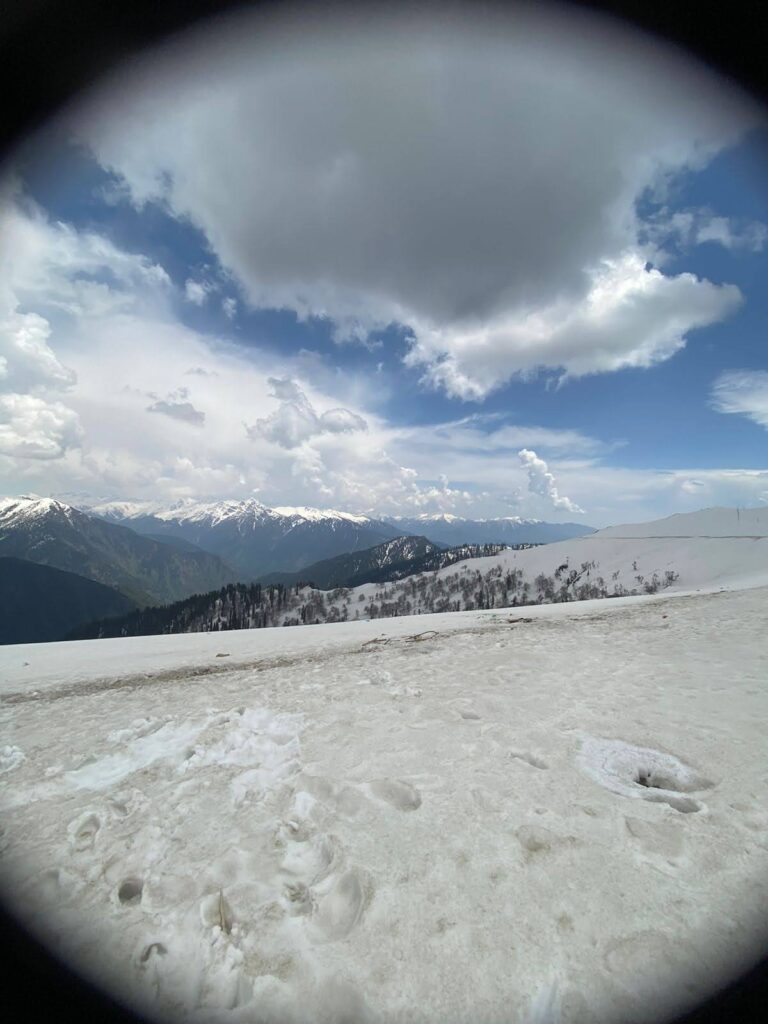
[0,497,236,605]
[79,498,405,578]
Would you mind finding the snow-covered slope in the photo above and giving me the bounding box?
[595,505,768,539]
[1,588,767,1024]
[348,505,768,615]
[497,504,768,592]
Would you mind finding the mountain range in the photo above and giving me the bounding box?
[85,499,403,578]
[381,513,594,546]
[0,497,235,606]
[82,499,595,576]
[0,495,598,641]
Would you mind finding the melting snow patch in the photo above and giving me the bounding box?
[577,737,714,813]
[180,707,302,772]
[0,745,24,774]
[64,719,209,790]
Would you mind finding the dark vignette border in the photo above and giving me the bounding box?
[0,2,765,1022]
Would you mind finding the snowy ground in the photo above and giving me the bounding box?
[1,586,768,1024]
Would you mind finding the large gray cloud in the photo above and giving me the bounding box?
[69,4,760,395]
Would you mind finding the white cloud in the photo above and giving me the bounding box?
[0,394,83,459]
[68,5,761,398]
[222,297,237,319]
[518,448,584,515]
[184,279,209,305]
[405,252,741,396]
[711,370,768,428]
[184,278,220,305]
[695,216,766,251]
[0,183,170,320]
[248,377,367,448]
[0,309,76,394]
[649,209,767,254]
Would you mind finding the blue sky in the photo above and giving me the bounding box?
[1,5,767,526]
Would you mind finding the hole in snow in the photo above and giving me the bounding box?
[635,769,689,792]
[118,878,144,905]
[577,737,714,814]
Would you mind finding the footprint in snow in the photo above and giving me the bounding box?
[67,811,101,852]
[367,779,422,811]
[309,867,372,942]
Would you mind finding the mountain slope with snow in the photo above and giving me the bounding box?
[356,504,768,613]
[258,535,444,588]
[595,505,768,539]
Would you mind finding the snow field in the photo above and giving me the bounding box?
[1,586,767,1024]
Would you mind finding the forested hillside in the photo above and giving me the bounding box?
[0,557,136,644]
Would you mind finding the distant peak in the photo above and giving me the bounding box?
[0,495,77,523]
[271,505,371,524]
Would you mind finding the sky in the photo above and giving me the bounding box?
[1,2,767,528]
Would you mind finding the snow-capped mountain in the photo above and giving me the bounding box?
[83,498,404,578]
[381,513,595,546]
[0,496,235,605]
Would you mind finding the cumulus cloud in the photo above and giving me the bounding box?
[0,184,170,319]
[222,297,237,319]
[711,370,768,428]
[249,377,367,448]
[68,5,760,397]
[406,253,741,395]
[0,309,76,394]
[0,394,83,459]
[0,189,88,462]
[0,186,177,467]
[518,448,584,514]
